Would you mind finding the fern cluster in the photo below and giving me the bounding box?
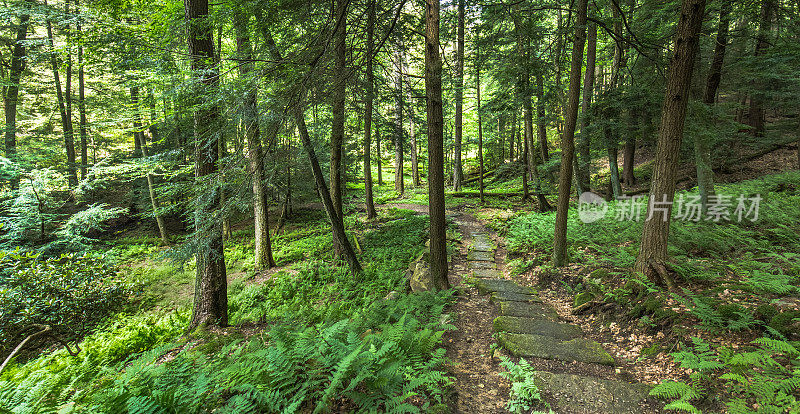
[499,357,550,413]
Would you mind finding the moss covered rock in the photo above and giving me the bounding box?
[497,332,615,365]
[493,316,582,340]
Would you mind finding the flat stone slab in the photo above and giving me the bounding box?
[472,239,494,252]
[493,316,582,340]
[498,301,559,319]
[490,291,542,303]
[532,371,653,414]
[471,269,503,279]
[498,333,615,366]
[467,250,494,262]
[469,261,496,270]
[473,279,533,295]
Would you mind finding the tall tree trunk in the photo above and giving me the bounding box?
[131,88,169,245]
[330,0,348,255]
[410,106,420,187]
[553,0,587,267]
[499,116,505,163]
[261,27,363,273]
[65,0,76,186]
[452,0,465,191]
[363,0,377,218]
[634,0,706,288]
[476,51,485,204]
[748,0,776,137]
[605,2,624,198]
[185,0,227,330]
[622,114,637,185]
[509,112,516,161]
[3,1,31,190]
[522,104,531,201]
[425,0,450,290]
[535,73,549,164]
[77,0,88,181]
[696,0,731,209]
[46,0,77,188]
[235,9,275,269]
[394,49,405,195]
[376,123,383,185]
[576,20,596,193]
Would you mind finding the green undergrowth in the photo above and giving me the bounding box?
[0,209,455,413]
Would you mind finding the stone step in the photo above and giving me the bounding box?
[497,333,615,366]
[498,301,559,319]
[489,291,542,303]
[469,261,496,270]
[531,371,654,414]
[470,269,503,279]
[472,279,533,295]
[493,316,582,340]
[472,239,494,252]
[467,250,494,262]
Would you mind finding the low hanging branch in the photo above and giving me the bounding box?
[0,324,81,376]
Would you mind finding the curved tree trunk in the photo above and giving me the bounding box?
[635,0,706,288]
[553,0,588,267]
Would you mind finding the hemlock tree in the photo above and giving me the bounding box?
[552,0,587,267]
[634,0,707,288]
[425,0,449,291]
[185,0,227,329]
[330,0,348,256]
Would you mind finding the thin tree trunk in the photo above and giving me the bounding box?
[576,20,596,193]
[476,51,485,204]
[553,0,587,267]
[748,0,776,137]
[46,0,77,188]
[634,0,706,288]
[499,116,505,163]
[535,73,549,163]
[394,48,405,195]
[425,0,450,290]
[185,0,227,330]
[3,1,31,190]
[605,2,624,198]
[261,27,363,273]
[376,124,383,185]
[330,0,348,256]
[509,112,516,161]
[363,0,377,218]
[410,106,420,187]
[131,87,168,243]
[235,9,275,269]
[522,107,531,200]
[696,0,731,209]
[452,0,465,191]
[77,0,88,181]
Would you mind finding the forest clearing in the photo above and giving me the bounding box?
[1,0,800,412]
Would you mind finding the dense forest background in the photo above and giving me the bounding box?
[1,0,800,412]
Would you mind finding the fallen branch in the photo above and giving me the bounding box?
[0,324,51,375]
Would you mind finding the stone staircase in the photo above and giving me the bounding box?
[463,229,656,413]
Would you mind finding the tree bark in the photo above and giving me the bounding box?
[3,1,31,190]
[634,0,706,288]
[330,0,348,255]
[410,106,420,187]
[576,20,596,193]
[376,123,383,185]
[425,0,450,290]
[748,0,776,137]
[553,0,587,267]
[696,0,731,210]
[452,0,465,191]
[394,48,405,195]
[185,0,227,330]
[235,9,275,270]
[363,0,377,218]
[46,0,78,188]
[509,111,516,161]
[132,90,169,245]
[535,73,549,164]
[605,2,624,198]
[476,49,485,204]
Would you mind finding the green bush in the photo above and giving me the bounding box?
[0,252,132,352]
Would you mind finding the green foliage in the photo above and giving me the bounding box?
[0,252,131,350]
[673,290,760,333]
[499,357,548,413]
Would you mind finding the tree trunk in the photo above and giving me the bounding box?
[535,73,549,164]
[476,52,485,204]
[622,130,636,185]
[394,49,405,195]
[376,123,383,185]
[3,1,31,190]
[425,0,450,290]
[410,106,420,187]
[634,0,706,288]
[46,1,77,188]
[363,0,377,218]
[77,0,88,181]
[522,105,531,201]
[509,112,516,161]
[452,0,465,191]
[185,0,227,330]
[499,116,505,163]
[553,0,587,267]
[235,9,275,270]
[696,0,731,209]
[605,2,624,198]
[576,20,596,193]
[748,0,776,137]
[262,27,363,274]
[330,0,348,256]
